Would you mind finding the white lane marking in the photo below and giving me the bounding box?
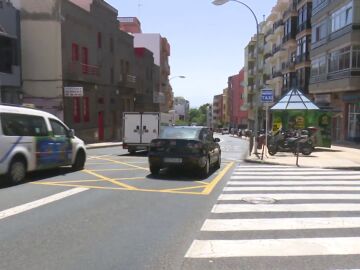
[237,165,293,168]
[0,187,89,220]
[224,186,360,191]
[232,171,360,175]
[212,203,360,213]
[185,237,360,258]
[235,168,335,171]
[201,217,360,231]
[230,175,360,180]
[219,193,360,200]
[228,181,360,186]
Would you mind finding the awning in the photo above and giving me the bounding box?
[271,88,320,110]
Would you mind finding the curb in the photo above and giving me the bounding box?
[244,158,360,170]
[86,143,123,150]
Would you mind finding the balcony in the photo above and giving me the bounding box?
[297,20,311,33]
[283,2,297,18]
[272,70,283,79]
[312,0,330,16]
[295,52,310,65]
[118,73,137,89]
[66,62,100,82]
[282,60,296,71]
[282,32,296,45]
[273,20,284,35]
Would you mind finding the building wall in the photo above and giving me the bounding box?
[0,0,21,104]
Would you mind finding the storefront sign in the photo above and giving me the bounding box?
[64,87,83,97]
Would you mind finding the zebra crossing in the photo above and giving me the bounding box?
[184,164,360,269]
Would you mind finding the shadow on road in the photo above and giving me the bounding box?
[146,167,217,182]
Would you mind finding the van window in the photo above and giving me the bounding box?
[49,119,68,136]
[0,113,48,137]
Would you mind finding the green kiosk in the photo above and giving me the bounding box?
[270,88,332,148]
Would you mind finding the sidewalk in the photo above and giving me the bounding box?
[86,141,123,150]
[245,144,360,170]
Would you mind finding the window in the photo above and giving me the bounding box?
[331,2,353,33]
[72,43,79,62]
[312,20,327,43]
[328,46,351,73]
[97,32,102,49]
[73,97,81,123]
[1,113,48,137]
[352,45,360,69]
[50,119,68,136]
[311,56,326,77]
[81,47,88,74]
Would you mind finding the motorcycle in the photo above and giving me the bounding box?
[267,129,314,156]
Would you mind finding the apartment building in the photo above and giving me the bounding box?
[222,88,230,127]
[119,17,173,113]
[14,0,144,143]
[134,47,159,112]
[212,94,223,128]
[228,69,248,129]
[309,0,360,142]
[173,96,190,121]
[244,30,265,130]
[0,0,21,104]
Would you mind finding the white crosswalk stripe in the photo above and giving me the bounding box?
[185,164,360,268]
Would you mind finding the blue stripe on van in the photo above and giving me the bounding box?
[0,136,23,164]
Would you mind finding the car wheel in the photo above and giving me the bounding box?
[72,150,86,171]
[150,165,160,175]
[128,147,136,155]
[199,157,210,178]
[215,154,221,169]
[7,157,27,185]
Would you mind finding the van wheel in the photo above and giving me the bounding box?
[72,150,86,171]
[7,157,27,185]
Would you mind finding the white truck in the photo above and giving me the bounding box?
[122,112,173,154]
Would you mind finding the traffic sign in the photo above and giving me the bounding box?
[261,88,273,103]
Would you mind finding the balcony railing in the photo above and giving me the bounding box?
[67,62,100,79]
[282,32,296,44]
[297,20,312,33]
[273,20,284,32]
[295,52,310,64]
[283,1,297,18]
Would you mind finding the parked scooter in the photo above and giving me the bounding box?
[267,128,314,156]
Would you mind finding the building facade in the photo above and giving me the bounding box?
[0,0,21,104]
[212,94,223,129]
[309,0,360,142]
[228,69,248,129]
[173,96,189,121]
[15,0,148,143]
[119,17,173,113]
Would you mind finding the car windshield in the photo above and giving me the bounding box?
[159,127,200,140]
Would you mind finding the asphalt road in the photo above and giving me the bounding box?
[3,135,360,270]
[0,134,247,270]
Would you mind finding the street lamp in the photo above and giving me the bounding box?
[212,0,260,154]
[169,75,186,81]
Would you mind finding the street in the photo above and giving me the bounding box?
[1,135,360,270]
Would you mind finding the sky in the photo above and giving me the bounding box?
[106,0,278,108]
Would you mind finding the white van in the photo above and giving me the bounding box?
[0,104,87,185]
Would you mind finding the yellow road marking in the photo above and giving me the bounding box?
[33,182,126,190]
[195,181,209,185]
[90,168,143,172]
[82,169,137,190]
[92,157,149,171]
[202,162,234,195]
[39,179,103,184]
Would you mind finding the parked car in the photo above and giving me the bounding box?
[221,128,229,135]
[0,104,87,185]
[148,126,221,178]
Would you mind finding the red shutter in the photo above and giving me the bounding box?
[83,97,90,122]
[72,43,79,62]
[73,97,81,123]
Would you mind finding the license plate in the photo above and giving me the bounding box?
[164,158,182,164]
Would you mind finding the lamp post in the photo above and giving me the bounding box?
[212,0,260,154]
[169,75,186,81]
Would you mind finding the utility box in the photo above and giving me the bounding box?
[122,112,172,153]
